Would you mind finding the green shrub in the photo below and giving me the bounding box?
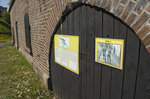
[0,24,11,33]
[1,12,10,24]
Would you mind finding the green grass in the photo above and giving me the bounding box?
[0,23,11,42]
[0,23,11,33]
[0,18,10,26]
[0,34,12,42]
[0,43,52,99]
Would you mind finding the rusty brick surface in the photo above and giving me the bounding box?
[121,1,135,21]
[147,46,150,54]
[115,4,125,16]
[94,0,101,6]
[137,25,150,39]
[134,0,148,14]
[120,0,129,5]
[126,12,137,26]
[111,0,120,12]
[132,12,150,32]
[142,34,150,46]
[105,0,112,11]
[146,5,150,12]
[101,0,107,8]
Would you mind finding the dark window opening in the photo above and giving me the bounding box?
[16,22,19,50]
[24,13,32,55]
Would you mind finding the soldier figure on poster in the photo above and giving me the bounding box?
[97,42,121,67]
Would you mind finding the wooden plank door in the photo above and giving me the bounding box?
[50,5,150,99]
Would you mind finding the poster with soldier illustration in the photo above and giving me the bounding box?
[95,38,124,70]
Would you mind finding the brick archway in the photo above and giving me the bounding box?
[50,0,150,53]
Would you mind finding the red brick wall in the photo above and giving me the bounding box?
[10,0,150,87]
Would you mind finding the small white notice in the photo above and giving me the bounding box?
[55,47,61,63]
[61,48,68,67]
[69,51,77,71]
[59,37,70,48]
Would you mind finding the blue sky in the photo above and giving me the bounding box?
[0,0,10,10]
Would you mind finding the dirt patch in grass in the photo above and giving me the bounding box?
[0,43,52,98]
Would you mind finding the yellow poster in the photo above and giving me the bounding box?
[54,34,79,74]
[95,38,124,70]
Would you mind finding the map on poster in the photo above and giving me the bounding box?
[54,34,79,74]
[95,38,124,70]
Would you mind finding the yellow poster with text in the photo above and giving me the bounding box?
[95,38,124,70]
[54,34,79,74]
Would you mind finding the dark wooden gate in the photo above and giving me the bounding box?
[50,5,150,99]
[16,22,19,50]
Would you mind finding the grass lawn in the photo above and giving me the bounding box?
[0,34,12,42]
[0,23,10,33]
[0,43,52,98]
[0,23,11,42]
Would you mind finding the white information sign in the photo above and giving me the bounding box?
[61,48,68,67]
[69,51,77,71]
[55,47,61,63]
[54,35,79,74]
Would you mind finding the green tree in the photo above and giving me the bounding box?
[8,0,12,6]
[1,12,10,24]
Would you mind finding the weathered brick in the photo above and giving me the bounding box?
[121,1,135,21]
[105,0,112,11]
[95,0,101,7]
[142,34,150,46]
[111,0,120,12]
[146,5,150,12]
[126,12,137,26]
[137,25,150,39]
[101,0,107,8]
[120,0,129,5]
[147,46,150,54]
[132,12,150,32]
[134,0,148,14]
[115,4,125,16]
